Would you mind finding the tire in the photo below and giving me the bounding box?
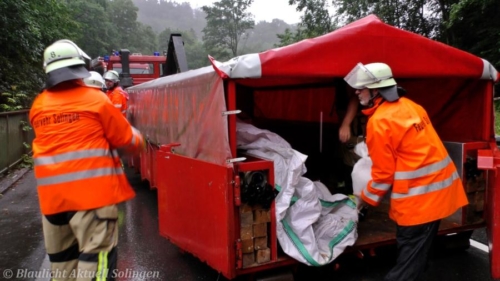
[435,230,473,252]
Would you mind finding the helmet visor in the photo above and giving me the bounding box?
[344,63,381,89]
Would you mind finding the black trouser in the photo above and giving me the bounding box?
[384,220,441,281]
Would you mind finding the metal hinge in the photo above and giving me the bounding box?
[234,175,241,207]
[235,239,242,269]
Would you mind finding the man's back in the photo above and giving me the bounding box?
[365,97,468,225]
[30,82,139,215]
[106,86,128,116]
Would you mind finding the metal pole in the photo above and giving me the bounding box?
[0,157,24,175]
[319,111,323,153]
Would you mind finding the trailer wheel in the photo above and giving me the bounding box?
[252,269,294,281]
[435,230,473,252]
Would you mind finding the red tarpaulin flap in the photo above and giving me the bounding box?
[258,15,485,79]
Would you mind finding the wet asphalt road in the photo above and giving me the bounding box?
[0,171,46,280]
[0,168,496,281]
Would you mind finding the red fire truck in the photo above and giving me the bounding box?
[126,15,500,280]
[90,33,188,88]
[89,51,166,87]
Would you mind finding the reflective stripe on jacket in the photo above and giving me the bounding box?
[30,83,144,215]
[360,97,468,226]
[106,86,128,117]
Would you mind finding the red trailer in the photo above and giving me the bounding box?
[126,15,500,279]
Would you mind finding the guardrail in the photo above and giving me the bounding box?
[0,110,34,174]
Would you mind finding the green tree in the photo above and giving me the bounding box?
[283,0,499,76]
[447,0,500,68]
[294,0,336,37]
[331,0,439,39]
[278,0,451,45]
[244,19,296,51]
[129,23,158,54]
[158,27,175,53]
[65,0,115,58]
[276,0,336,47]
[159,28,210,69]
[107,0,139,50]
[202,0,255,58]
[106,0,161,55]
[184,29,212,69]
[276,28,300,47]
[134,0,207,39]
[0,0,77,111]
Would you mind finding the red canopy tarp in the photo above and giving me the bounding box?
[209,15,498,143]
[211,15,498,81]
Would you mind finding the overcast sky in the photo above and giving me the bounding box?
[184,0,303,24]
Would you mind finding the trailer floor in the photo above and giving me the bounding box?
[354,203,471,249]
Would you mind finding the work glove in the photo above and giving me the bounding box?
[348,195,364,210]
[349,195,368,221]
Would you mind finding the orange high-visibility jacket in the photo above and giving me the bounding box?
[106,86,128,117]
[30,83,144,215]
[361,97,468,226]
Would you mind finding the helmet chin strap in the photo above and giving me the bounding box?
[365,89,380,107]
[108,82,118,91]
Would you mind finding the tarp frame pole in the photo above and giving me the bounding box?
[484,83,495,141]
[228,81,237,158]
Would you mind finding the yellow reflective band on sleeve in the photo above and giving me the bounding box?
[394,156,451,180]
[37,167,124,186]
[391,171,459,199]
[113,104,121,108]
[371,182,391,191]
[34,149,111,166]
[363,186,381,203]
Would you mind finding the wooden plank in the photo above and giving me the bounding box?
[253,209,271,223]
[254,237,268,250]
[242,253,255,267]
[241,239,254,254]
[240,211,253,226]
[256,248,271,264]
[240,203,253,213]
[253,223,267,237]
[240,225,253,240]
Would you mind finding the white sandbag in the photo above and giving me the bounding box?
[237,119,358,266]
[351,142,372,197]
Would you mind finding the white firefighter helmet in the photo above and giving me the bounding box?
[83,71,106,89]
[103,70,120,83]
[344,63,399,102]
[43,39,91,88]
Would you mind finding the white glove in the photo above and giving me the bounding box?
[349,195,367,211]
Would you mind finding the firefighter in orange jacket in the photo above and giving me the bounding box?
[31,39,145,281]
[344,62,468,281]
[103,70,128,117]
